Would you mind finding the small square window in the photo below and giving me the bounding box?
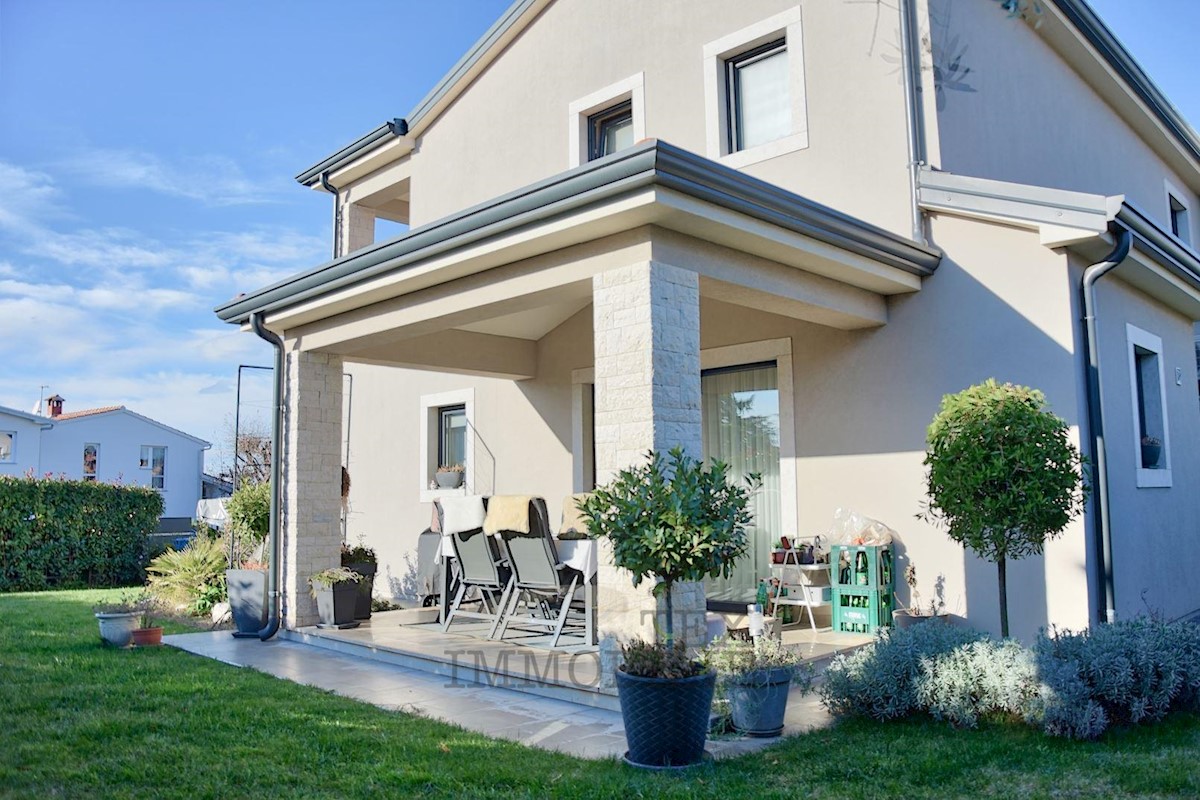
[1127,324,1172,488]
[83,443,99,481]
[588,101,634,161]
[140,445,166,490]
[1169,194,1191,245]
[727,39,790,153]
[437,406,466,470]
[0,431,13,463]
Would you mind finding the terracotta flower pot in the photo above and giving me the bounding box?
[132,626,164,647]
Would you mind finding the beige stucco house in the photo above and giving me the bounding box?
[217,0,1200,647]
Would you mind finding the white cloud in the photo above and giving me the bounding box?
[0,163,63,230]
[56,149,280,206]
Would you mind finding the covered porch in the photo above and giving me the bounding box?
[215,139,939,678]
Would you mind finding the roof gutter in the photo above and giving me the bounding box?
[1080,225,1132,626]
[295,118,408,187]
[249,312,284,641]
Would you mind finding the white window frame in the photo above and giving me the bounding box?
[571,368,596,493]
[567,73,646,169]
[1165,178,1192,246]
[419,388,475,503]
[1126,324,1172,488]
[0,430,14,464]
[140,444,167,491]
[703,8,809,169]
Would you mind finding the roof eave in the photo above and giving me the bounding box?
[217,140,941,326]
[295,119,408,186]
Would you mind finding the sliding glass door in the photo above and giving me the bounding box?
[701,362,781,603]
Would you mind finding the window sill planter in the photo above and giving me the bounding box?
[1141,443,1163,468]
[726,666,794,737]
[315,583,360,630]
[95,611,139,648]
[227,569,268,637]
[435,471,465,489]
[616,666,716,768]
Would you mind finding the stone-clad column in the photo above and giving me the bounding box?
[280,348,344,629]
[338,201,376,256]
[592,261,706,677]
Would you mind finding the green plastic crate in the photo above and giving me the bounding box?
[830,544,895,592]
[832,587,893,633]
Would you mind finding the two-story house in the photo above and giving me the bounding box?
[216,0,1200,648]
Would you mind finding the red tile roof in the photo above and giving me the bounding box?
[52,405,125,421]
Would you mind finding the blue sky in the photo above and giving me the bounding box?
[0,0,1197,472]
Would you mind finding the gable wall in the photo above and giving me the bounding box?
[406,0,913,237]
[0,413,47,478]
[930,0,1200,243]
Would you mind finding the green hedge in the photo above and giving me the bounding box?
[0,476,164,591]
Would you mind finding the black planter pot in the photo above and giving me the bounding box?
[315,583,360,629]
[616,667,716,768]
[1142,443,1163,468]
[344,561,376,619]
[226,569,268,638]
[727,666,794,737]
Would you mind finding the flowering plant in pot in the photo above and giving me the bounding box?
[701,635,814,736]
[580,447,759,768]
[93,592,142,648]
[435,463,465,489]
[309,567,363,629]
[341,540,378,620]
[131,592,165,647]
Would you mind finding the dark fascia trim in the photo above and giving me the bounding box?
[405,0,540,132]
[295,119,408,186]
[218,140,941,325]
[1049,0,1200,166]
[1115,201,1200,292]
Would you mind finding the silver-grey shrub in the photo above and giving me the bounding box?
[1028,619,1200,739]
[915,638,1038,728]
[820,621,986,720]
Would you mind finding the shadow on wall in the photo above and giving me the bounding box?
[468,421,496,496]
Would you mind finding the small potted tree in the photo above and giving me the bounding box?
[341,540,378,620]
[224,482,271,637]
[309,567,363,629]
[702,635,813,737]
[581,447,759,768]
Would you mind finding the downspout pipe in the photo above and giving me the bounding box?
[898,0,927,246]
[319,171,340,260]
[250,312,285,641]
[1080,226,1132,626]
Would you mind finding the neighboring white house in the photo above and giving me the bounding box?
[216,0,1200,650]
[1,395,211,530]
[0,405,55,478]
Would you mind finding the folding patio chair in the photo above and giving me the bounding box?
[438,496,515,638]
[489,496,586,648]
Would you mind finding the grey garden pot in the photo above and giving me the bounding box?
[227,569,268,637]
[315,583,360,629]
[727,666,794,737]
[95,611,139,648]
[435,471,464,489]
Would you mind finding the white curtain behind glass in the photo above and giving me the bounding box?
[736,48,790,150]
[702,365,781,602]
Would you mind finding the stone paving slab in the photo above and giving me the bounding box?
[166,630,842,760]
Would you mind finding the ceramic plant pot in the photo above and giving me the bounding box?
[616,667,716,768]
[95,612,139,648]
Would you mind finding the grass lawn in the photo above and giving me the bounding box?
[2,589,1199,799]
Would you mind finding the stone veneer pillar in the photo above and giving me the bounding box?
[592,261,706,684]
[338,201,376,257]
[280,348,344,629]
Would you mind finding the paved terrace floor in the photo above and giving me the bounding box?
[166,613,872,761]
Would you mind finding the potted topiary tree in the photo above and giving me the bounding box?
[309,567,363,629]
[224,481,271,638]
[701,635,813,737]
[920,380,1088,638]
[341,540,377,620]
[581,447,759,768]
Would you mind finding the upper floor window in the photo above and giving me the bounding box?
[588,101,634,161]
[568,73,645,169]
[1169,194,1191,245]
[703,8,808,168]
[140,445,166,490]
[0,431,13,463]
[83,443,99,481]
[727,39,789,153]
